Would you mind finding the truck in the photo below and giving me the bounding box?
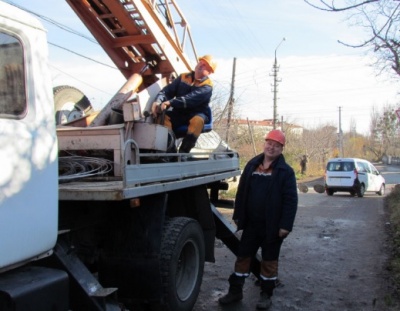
[0,1,250,310]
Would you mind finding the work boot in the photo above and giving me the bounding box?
[255,279,275,309]
[256,292,272,310]
[178,133,197,153]
[218,274,245,305]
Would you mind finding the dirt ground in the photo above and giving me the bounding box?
[193,175,399,311]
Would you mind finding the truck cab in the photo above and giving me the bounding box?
[0,1,58,272]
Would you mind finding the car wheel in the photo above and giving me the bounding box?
[376,184,385,196]
[357,184,365,198]
[349,190,356,196]
[326,189,334,196]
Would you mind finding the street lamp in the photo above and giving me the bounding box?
[272,37,285,129]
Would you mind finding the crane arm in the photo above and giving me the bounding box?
[66,0,198,90]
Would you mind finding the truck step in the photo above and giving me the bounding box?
[212,204,262,280]
[0,266,68,311]
[54,239,121,311]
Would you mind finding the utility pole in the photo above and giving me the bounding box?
[225,57,236,144]
[338,106,344,157]
[271,38,285,129]
[247,118,257,156]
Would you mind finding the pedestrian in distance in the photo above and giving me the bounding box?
[300,154,308,175]
[219,129,298,310]
[151,55,217,154]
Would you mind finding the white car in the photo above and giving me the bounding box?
[324,158,385,197]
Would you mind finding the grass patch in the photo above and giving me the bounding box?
[384,186,400,304]
[220,188,236,199]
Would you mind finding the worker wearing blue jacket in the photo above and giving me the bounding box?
[151,55,217,153]
[219,129,298,310]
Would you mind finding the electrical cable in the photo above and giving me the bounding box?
[4,0,98,44]
[58,156,114,182]
[49,42,118,70]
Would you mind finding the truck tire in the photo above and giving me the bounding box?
[53,85,93,125]
[160,217,205,311]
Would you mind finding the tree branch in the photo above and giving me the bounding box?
[304,0,380,12]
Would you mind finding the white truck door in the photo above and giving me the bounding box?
[0,2,58,270]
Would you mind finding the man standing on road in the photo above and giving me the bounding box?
[219,129,298,310]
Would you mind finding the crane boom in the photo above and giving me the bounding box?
[66,0,198,90]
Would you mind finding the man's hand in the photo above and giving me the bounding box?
[151,101,171,118]
[151,102,160,118]
[279,229,290,239]
[160,101,170,111]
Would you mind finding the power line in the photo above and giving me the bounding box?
[49,64,114,96]
[4,1,124,95]
[4,0,98,44]
[49,42,118,70]
[6,1,117,69]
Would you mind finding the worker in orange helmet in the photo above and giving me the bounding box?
[219,129,298,310]
[151,55,217,154]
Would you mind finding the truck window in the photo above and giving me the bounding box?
[0,32,26,118]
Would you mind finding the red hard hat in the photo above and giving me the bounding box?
[265,129,285,146]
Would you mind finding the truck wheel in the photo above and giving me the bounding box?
[160,217,205,311]
[53,85,93,124]
[326,189,334,196]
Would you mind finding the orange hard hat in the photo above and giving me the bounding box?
[198,55,217,73]
[265,129,285,146]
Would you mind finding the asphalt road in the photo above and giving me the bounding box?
[193,164,400,311]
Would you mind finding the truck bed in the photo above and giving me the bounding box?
[59,154,240,200]
[57,124,241,201]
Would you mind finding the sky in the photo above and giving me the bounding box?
[5,0,399,134]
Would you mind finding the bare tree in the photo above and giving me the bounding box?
[305,0,400,77]
[343,131,368,158]
[367,103,400,159]
[283,124,338,173]
[304,0,379,12]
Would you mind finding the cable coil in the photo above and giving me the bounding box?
[58,156,113,182]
